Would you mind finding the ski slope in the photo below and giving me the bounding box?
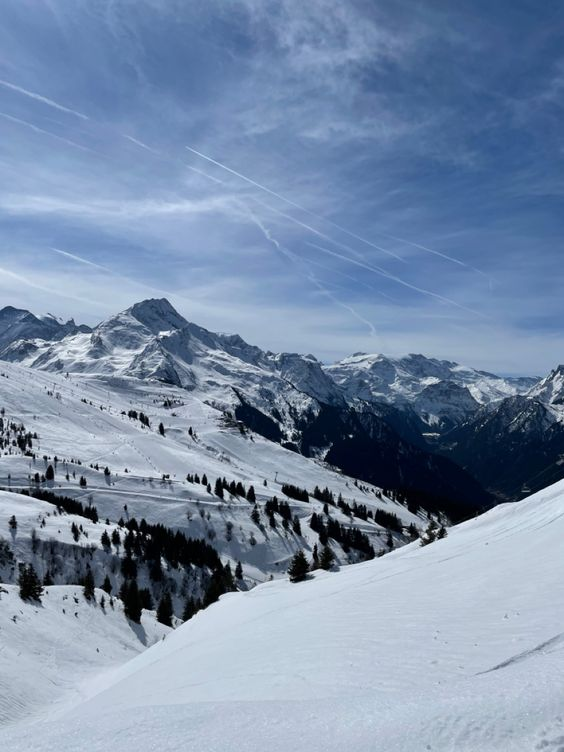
[2,479,563,751]
[0,361,422,581]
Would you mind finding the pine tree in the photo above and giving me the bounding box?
[43,570,54,586]
[83,568,95,601]
[214,478,224,499]
[182,596,198,621]
[18,564,43,602]
[45,464,54,481]
[287,550,309,583]
[157,592,173,627]
[235,560,243,580]
[247,485,256,504]
[101,575,112,594]
[158,422,165,436]
[120,580,142,623]
[292,516,302,536]
[311,543,319,570]
[319,545,335,571]
[100,530,111,549]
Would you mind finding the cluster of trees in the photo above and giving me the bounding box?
[0,414,36,455]
[213,476,256,502]
[420,519,447,546]
[310,513,375,558]
[18,563,44,601]
[281,484,309,502]
[122,409,151,427]
[21,489,99,523]
[263,497,302,535]
[287,544,336,582]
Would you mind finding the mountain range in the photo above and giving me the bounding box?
[1,298,561,506]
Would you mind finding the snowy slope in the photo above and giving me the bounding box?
[2,478,564,751]
[0,361,421,582]
[0,583,169,727]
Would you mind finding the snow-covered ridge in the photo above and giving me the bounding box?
[3,476,564,751]
[327,351,538,430]
[0,300,538,434]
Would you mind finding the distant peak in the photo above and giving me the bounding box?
[127,298,188,334]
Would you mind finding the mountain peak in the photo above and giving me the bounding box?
[127,298,188,335]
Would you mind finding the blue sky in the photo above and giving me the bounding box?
[0,0,562,374]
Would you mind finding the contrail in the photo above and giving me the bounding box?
[122,134,161,155]
[50,247,114,274]
[245,206,377,337]
[0,78,89,120]
[0,265,99,305]
[306,241,486,318]
[185,144,490,275]
[376,231,491,281]
[186,165,224,185]
[185,144,406,264]
[252,197,478,315]
[0,112,95,154]
[308,271,377,337]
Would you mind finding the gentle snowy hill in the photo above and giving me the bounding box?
[0,583,169,727]
[2,478,564,751]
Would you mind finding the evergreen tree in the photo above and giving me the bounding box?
[43,570,54,586]
[319,545,335,571]
[420,519,439,546]
[247,485,256,504]
[120,579,142,623]
[83,568,95,600]
[45,464,54,481]
[287,550,309,583]
[250,506,260,525]
[157,592,173,627]
[292,516,302,536]
[18,564,43,602]
[158,422,165,436]
[311,543,319,570]
[100,530,111,549]
[101,575,112,594]
[214,478,224,499]
[235,560,243,580]
[182,596,198,621]
[139,588,154,611]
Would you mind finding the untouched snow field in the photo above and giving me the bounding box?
[2,479,564,751]
[0,584,169,727]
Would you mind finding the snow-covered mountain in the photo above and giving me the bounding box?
[0,301,493,516]
[3,475,564,752]
[327,352,537,432]
[0,305,90,355]
[1,298,341,411]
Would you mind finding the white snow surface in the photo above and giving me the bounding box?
[0,583,169,727]
[2,479,564,751]
[0,361,417,582]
